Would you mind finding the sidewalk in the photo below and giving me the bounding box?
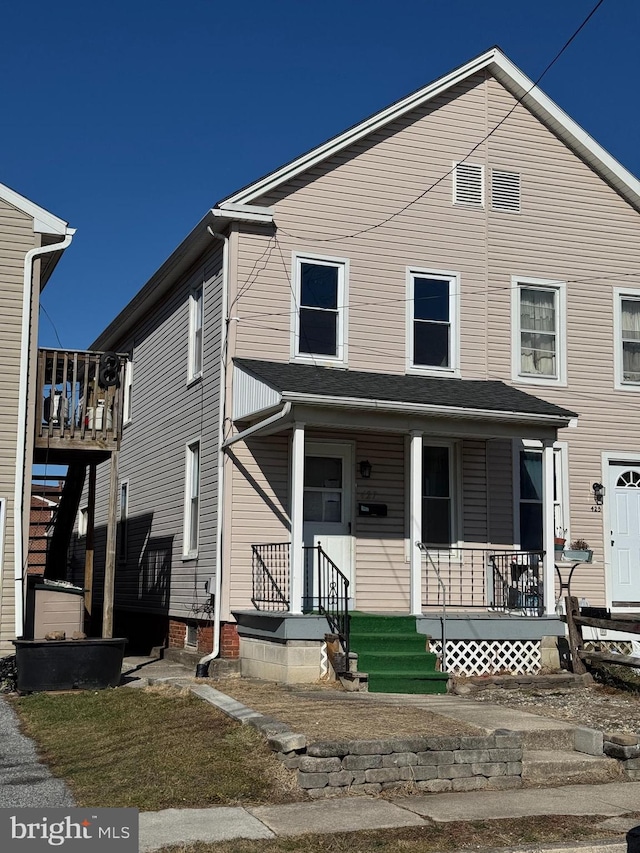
[139,782,639,851]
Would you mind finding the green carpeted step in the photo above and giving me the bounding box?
[349,613,422,634]
[366,670,449,694]
[349,632,429,654]
[356,650,440,673]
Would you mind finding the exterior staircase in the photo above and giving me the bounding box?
[348,612,449,694]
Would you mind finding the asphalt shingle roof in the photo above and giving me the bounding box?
[234,359,577,420]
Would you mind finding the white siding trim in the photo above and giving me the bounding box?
[511,276,567,387]
[405,267,460,377]
[187,284,204,384]
[290,251,349,367]
[614,287,640,392]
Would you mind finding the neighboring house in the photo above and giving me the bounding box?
[0,183,74,655]
[82,47,640,681]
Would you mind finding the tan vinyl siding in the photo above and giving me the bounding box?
[0,199,36,653]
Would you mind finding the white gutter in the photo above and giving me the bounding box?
[222,402,292,449]
[279,391,574,427]
[14,232,74,636]
[196,227,229,674]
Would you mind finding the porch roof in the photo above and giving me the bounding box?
[233,359,576,427]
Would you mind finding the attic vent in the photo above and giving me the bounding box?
[492,170,521,212]
[453,162,484,208]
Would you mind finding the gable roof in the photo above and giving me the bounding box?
[0,180,72,236]
[218,46,640,213]
[234,358,576,426]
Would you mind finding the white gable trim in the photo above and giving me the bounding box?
[0,181,71,235]
[219,47,640,213]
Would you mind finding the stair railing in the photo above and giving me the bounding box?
[304,543,350,665]
[417,542,447,671]
[251,543,290,611]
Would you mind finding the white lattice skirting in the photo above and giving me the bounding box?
[583,640,633,656]
[430,639,541,676]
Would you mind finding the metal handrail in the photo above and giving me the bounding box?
[304,543,350,661]
[251,543,290,610]
[417,542,447,671]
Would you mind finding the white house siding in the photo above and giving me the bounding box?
[84,244,224,624]
[0,199,36,654]
[224,69,640,610]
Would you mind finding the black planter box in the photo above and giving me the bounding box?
[13,638,127,692]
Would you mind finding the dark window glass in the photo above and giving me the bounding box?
[520,451,542,501]
[414,278,449,321]
[520,503,543,551]
[304,457,342,489]
[301,263,338,309]
[422,446,452,545]
[299,308,337,356]
[414,321,449,367]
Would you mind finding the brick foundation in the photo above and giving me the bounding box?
[220,623,240,659]
[167,618,239,658]
[168,618,186,649]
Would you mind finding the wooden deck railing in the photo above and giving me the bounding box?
[35,349,128,453]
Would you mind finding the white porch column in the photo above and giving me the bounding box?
[289,422,305,615]
[542,440,556,615]
[410,430,423,616]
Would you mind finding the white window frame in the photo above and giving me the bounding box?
[406,267,460,376]
[452,161,484,208]
[290,252,348,366]
[183,439,201,558]
[123,359,133,424]
[405,438,461,558]
[513,440,569,549]
[511,276,567,387]
[78,505,89,538]
[188,285,204,383]
[614,287,640,392]
[118,480,129,563]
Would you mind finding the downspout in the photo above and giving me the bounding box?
[14,232,74,636]
[196,226,229,676]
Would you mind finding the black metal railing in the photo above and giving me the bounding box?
[421,546,545,614]
[251,543,290,611]
[303,543,350,660]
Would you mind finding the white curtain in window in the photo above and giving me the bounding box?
[622,299,640,382]
[520,288,556,376]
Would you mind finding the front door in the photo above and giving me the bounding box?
[303,442,353,609]
[609,462,640,606]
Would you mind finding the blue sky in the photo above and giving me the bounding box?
[2,0,638,349]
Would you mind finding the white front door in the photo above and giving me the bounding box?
[609,463,640,606]
[302,442,353,609]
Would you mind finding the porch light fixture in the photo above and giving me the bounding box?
[359,460,372,479]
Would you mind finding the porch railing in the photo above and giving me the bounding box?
[35,348,128,451]
[303,544,350,661]
[251,542,350,661]
[251,543,290,611]
[421,547,545,615]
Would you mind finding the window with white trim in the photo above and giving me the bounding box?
[78,506,88,537]
[408,269,458,373]
[422,444,456,547]
[184,441,200,557]
[616,291,640,388]
[118,481,129,562]
[293,254,347,363]
[123,359,133,424]
[188,286,203,381]
[453,162,484,208]
[512,278,565,385]
[517,443,567,551]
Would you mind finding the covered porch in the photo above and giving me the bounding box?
[228,359,575,680]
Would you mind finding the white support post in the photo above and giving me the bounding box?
[410,430,423,616]
[542,440,556,615]
[289,423,305,615]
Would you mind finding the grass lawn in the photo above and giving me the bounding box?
[11,686,304,810]
[153,815,634,853]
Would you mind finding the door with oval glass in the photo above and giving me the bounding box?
[609,462,640,606]
[302,442,354,611]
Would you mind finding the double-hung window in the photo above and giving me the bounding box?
[512,278,566,385]
[517,442,567,551]
[188,286,203,382]
[184,440,200,557]
[407,269,458,374]
[615,290,640,389]
[292,254,347,364]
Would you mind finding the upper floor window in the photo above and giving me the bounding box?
[453,162,484,208]
[292,254,347,364]
[407,269,459,375]
[615,289,640,390]
[188,286,203,382]
[512,278,566,386]
[183,440,200,557]
[123,359,133,424]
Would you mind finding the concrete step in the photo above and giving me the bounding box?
[519,727,576,752]
[522,749,624,787]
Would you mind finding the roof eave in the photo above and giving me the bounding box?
[0,181,72,236]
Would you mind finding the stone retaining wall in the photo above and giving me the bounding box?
[269,730,523,798]
[604,733,640,781]
[452,672,592,694]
